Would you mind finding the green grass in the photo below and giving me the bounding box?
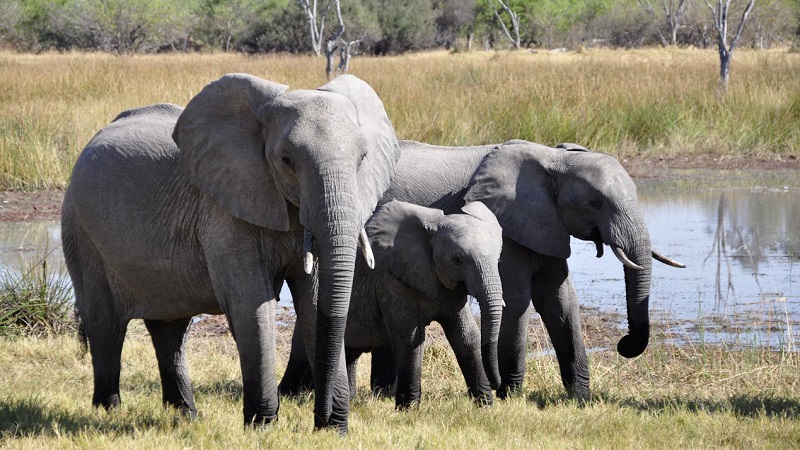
[0,253,74,337]
[0,323,798,449]
[1,48,799,190]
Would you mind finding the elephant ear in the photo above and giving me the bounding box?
[318,75,399,225]
[463,144,571,259]
[173,73,291,230]
[461,201,501,232]
[366,201,443,300]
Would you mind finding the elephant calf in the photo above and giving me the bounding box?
[282,200,505,409]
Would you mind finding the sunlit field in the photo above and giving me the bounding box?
[1,48,798,190]
[1,319,799,449]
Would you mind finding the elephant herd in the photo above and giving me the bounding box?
[61,73,684,434]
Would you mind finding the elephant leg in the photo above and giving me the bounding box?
[278,324,314,397]
[369,345,397,398]
[393,340,424,410]
[437,308,493,406]
[225,298,280,426]
[345,347,363,401]
[497,242,534,399]
[144,318,197,418]
[531,261,590,402]
[85,316,128,410]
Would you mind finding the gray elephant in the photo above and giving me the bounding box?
[280,140,683,401]
[281,200,505,408]
[61,73,399,433]
[352,200,506,407]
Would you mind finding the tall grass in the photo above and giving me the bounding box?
[0,253,74,336]
[1,48,798,190]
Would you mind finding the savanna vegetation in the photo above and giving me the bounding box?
[0,48,798,190]
[0,306,798,448]
[0,0,797,54]
[1,4,798,447]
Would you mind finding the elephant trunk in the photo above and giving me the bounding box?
[606,210,652,359]
[474,261,504,390]
[305,173,361,433]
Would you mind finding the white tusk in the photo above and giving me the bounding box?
[303,229,315,275]
[359,228,375,269]
[652,250,686,268]
[612,246,644,270]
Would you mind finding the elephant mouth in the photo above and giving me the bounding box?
[590,227,604,258]
[302,228,376,275]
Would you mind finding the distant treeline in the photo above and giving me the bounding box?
[0,0,797,54]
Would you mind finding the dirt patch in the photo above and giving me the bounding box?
[0,190,64,222]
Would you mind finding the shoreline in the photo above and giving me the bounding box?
[2,154,798,223]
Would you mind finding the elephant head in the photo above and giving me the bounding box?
[464,143,683,359]
[366,200,505,388]
[172,73,399,430]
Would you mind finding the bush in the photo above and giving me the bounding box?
[0,255,75,337]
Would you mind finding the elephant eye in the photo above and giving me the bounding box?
[589,199,603,210]
[451,255,463,266]
[281,155,294,169]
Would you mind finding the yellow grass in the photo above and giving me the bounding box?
[0,322,798,449]
[1,48,798,190]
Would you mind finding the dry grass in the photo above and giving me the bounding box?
[1,48,799,190]
[0,321,798,449]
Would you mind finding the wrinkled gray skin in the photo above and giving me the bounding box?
[280,140,682,401]
[282,201,505,408]
[61,73,399,433]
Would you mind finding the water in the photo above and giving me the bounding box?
[1,170,797,349]
[569,170,799,350]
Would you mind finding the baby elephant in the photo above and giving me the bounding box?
[283,200,505,408]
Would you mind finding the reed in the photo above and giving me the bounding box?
[1,48,798,190]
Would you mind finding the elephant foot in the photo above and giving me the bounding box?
[470,390,494,408]
[314,414,348,436]
[93,393,121,410]
[496,382,524,400]
[245,412,279,428]
[567,384,591,407]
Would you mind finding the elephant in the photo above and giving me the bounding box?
[279,139,683,402]
[61,73,399,433]
[280,200,505,408]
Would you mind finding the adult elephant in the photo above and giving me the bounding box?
[61,73,399,433]
[280,140,683,401]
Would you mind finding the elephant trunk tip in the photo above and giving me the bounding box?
[616,323,649,358]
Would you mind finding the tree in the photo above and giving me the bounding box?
[705,0,755,90]
[299,0,332,55]
[638,0,692,45]
[487,0,521,48]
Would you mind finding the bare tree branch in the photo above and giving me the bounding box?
[488,0,520,49]
[300,0,331,56]
[704,0,755,90]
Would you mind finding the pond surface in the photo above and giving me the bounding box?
[569,170,799,350]
[1,170,797,349]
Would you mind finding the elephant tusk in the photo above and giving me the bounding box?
[594,241,604,258]
[359,228,375,269]
[303,229,315,275]
[652,249,686,268]
[612,246,643,270]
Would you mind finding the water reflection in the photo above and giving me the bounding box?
[570,171,799,350]
[0,170,797,349]
[0,221,63,278]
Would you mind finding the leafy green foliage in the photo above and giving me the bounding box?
[0,0,796,53]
